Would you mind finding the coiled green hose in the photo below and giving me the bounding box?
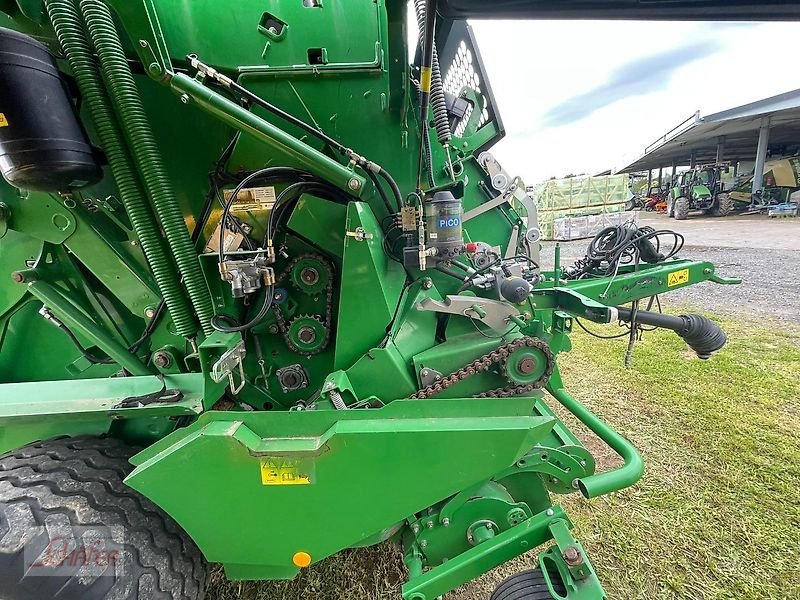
[80,0,214,335]
[44,0,196,338]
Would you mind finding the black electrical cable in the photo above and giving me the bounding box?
[574,317,633,339]
[210,285,275,333]
[48,315,115,365]
[219,167,318,262]
[564,223,684,280]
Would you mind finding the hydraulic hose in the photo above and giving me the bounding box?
[616,307,727,359]
[44,0,195,338]
[413,0,452,148]
[80,0,214,335]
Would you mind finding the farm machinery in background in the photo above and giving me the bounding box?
[0,1,750,599]
[730,156,800,217]
[666,163,735,220]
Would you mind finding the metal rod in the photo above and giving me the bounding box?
[27,281,152,376]
[169,73,365,197]
[546,386,644,498]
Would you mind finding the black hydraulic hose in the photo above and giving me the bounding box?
[211,286,274,333]
[189,56,404,211]
[366,169,394,216]
[616,307,727,359]
[413,0,452,147]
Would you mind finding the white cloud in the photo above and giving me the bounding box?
[460,20,800,183]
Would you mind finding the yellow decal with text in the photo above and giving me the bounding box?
[667,269,690,287]
[0,113,8,127]
[260,458,311,486]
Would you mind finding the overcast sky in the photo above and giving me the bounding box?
[455,20,800,184]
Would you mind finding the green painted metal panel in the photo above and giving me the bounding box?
[334,202,406,369]
[126,398,554,578]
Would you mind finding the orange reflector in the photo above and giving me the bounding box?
[292,551,312,568]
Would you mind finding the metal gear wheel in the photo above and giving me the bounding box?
[287,315,328,354]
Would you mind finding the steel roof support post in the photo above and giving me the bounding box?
[752,117,771,197]
[657,166,663,187]
[716,136,726,163]
[647,168,652,191]
[689,150,697,169]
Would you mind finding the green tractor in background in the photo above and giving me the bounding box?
[667,163,735,220]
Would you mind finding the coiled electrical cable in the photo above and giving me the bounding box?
[413,0,452,147]
[564,223,684,280]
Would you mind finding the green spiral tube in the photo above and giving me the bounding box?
[43,0,196,338]
[80,0,214,336]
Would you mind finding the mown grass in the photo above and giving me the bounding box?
[207,313,800,600]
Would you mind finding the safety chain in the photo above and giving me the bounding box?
[410,337,555,400]
[272,253,335,355]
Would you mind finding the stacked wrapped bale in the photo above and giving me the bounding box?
[530,174,636,240]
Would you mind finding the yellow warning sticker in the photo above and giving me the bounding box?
[667,269,690,287]
[260,458,312,486]
[0,113,8,127]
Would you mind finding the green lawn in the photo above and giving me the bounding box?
[207,313,800,600]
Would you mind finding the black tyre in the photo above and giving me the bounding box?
[674,197,690,220]
[712,193,734,217]
[490,565,567,600]
[0,436,207,600]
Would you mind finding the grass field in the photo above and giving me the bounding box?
[207,311,800,600]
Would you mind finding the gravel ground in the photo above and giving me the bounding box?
[540,211,800,325]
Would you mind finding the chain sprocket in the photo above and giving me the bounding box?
[410,337,555,400]
[272,253,334,355]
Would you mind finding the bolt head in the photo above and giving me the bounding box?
[180,94,190,104]
[153,352,171,368]
[139,40,148,48]
[419,540,427,548]
[11,272,24,283]
[422,278,433,290]
[442,518,450,527]
[411,524,420,534]
[347,177,361,191]
[145,308,156,319]
[546,509,554,517]
[426,521,434,529]
[563,546,583,565]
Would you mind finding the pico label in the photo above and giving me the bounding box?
[667,269,690,287]
[439,216,461,228]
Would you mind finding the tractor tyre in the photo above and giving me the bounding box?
[490,566,567,600]
[666,196,675,218]
[674,197,690,220]
[0,436,207,600]
[712,193,734,217]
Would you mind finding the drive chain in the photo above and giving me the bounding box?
[410,337,554,400]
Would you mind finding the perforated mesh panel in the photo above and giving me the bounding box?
[436,21,501,145]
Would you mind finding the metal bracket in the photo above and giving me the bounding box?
[416,295,521,332]
[345,226,373,241]
[211,340,246,394]
[419,367,443,387]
